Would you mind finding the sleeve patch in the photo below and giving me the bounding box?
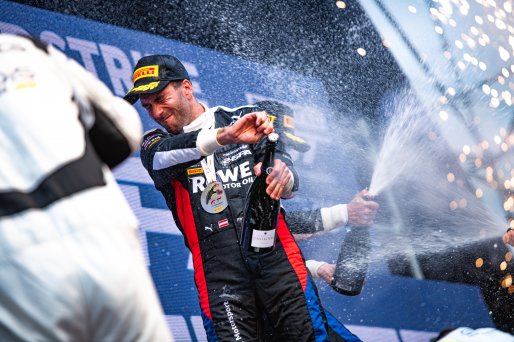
[142,133,162,150]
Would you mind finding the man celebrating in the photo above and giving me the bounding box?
[125,55,337,341]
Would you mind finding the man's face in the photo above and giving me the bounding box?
[140,81,193,134]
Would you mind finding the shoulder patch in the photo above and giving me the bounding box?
[142,129,164,150]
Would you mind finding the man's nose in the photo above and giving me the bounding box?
[150,104,164,119]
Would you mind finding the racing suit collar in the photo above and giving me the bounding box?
[183,103,214,133]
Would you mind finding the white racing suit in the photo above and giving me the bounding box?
[0,34,172,342]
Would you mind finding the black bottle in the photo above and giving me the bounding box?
[330,226,370,296]
[240,133,280,253]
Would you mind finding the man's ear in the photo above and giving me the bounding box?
[182,79,194,98]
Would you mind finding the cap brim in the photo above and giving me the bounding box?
[283,131,311,152]
[123,80,170,104]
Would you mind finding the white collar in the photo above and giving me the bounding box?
[183,103,214,133]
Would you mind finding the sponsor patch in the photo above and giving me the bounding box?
[224,301,241,340]
[15,82,36,90]
[133,65,159,82]
[187,167,204,176]
[219,149,252,166]
[142,133,162,150]
[200,182,228,213]
[218,145,247,159]
[0,67,36,94]
[218,218,229,228]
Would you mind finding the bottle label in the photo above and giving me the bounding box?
[250,229,276,248]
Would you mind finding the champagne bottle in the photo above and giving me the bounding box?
[330,226,370,296]
[240,133,280,253]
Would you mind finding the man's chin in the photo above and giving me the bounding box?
[167,127,181,134]
[160,123,177,134]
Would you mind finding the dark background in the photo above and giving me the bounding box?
[12,0,406,126]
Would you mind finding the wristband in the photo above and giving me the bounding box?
[305,259,326,279]
[320,204,348,231]
[197,128,224,156]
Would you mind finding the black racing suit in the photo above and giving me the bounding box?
[141,104,333,341]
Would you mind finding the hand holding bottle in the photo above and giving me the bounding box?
[253,159,292,200]
[347,189,379,227]
[330,188,377,296]
[216,111,274,145]
[317,263,337,284]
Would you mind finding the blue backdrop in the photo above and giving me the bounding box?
[0,2,494,341]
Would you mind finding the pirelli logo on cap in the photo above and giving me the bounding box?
[133,65,159,83]
[267,114,277,123]
[187,167,204,176]
[283,115,295,128]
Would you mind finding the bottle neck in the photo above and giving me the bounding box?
[261,141,276,175]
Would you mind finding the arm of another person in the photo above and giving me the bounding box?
[48,44,142,168]
[292,190,379,284]
[306,260,336,284]
[286,189,379,235]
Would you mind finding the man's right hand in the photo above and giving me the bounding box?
[216,111,273,145]
[347,189,379,227]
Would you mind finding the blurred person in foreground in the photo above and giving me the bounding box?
[255,100,379,285]
[124,54,341,341]
[0,34,172,341]
[431,326,514,342]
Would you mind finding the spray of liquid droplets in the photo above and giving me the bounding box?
[368,90,440,197]
[367,88,507,260]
